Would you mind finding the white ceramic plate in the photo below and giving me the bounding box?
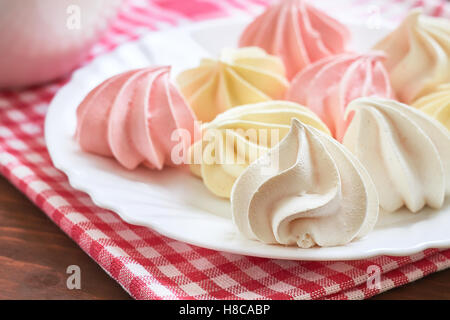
[45,17,450,260]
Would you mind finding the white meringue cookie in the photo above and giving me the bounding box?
[231,119,378,248]
[374,10,450,103]
[343,97,450,213]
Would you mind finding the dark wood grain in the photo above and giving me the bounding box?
[0,175,131,300]
[372,270,450,300]
[0,175,448,300]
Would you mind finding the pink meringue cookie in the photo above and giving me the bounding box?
[76,66,200,170]
[239,0,350,80]
[286,52,393,141]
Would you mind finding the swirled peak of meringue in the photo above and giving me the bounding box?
[231,119,378,248]
[413,83,450,130]
[76,66,200,170]
[189,101,331,198]
[286,52,393,141]
[374,10,450,103]
[239,0,350,80]
[343,97,450,213]
[177,47,288,122]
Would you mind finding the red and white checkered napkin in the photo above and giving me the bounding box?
[0,0,449,300]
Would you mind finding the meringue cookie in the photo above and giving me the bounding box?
[231,119,378,248]
[286,52,393,141]
[177,47,288,122]
[76,66,199,170]
[412,83,450,130]
[374,10,450,103]
[239,0,350,80]
[343,97,450,213]
[189,101,331,198]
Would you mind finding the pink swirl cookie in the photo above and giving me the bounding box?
[239,0,350,79]
[76,66,199,170]
[287,52,393,141]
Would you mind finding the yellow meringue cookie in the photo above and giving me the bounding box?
[189,101,331,198]
[413,83,450,130]
[177,47,289,122]
[374,10,450,103]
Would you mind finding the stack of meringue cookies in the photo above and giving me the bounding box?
[76,0,450,249]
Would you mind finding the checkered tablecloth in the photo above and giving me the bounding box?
[0,0,449,300]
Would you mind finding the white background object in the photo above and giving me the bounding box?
[0,0,121,88]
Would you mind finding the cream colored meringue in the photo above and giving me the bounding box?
[374,10,450,103]
[286,52,393,141]
[177,47,289,122]
[76,66,199,170]
[239,0,350,80]
[231,119,378,248]
[189,101,331,198]
[343,97,450,213]
[413,83,450,130]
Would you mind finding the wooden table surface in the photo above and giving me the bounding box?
[0,175,449,300]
